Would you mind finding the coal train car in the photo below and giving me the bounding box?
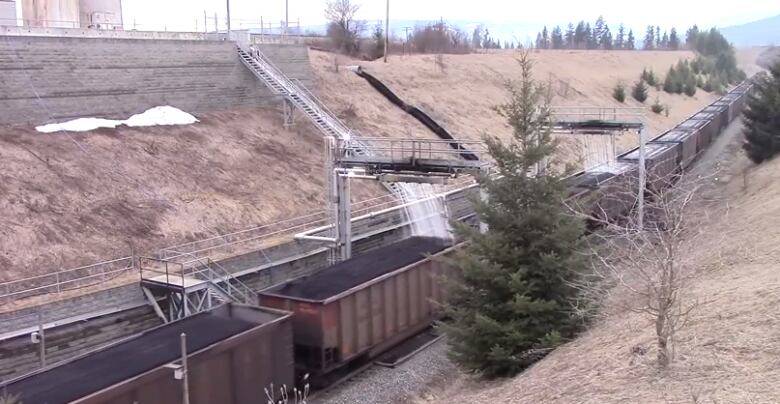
[3,304,294,404]
[575,80,754,224]
[618,142,680,192]
[258,237,454,380]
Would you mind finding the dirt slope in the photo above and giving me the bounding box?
[0,109,383,281]
[0,49,733,281]
[416,124,780,404]
[311,49,719,159]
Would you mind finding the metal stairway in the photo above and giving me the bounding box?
[139,256,256,321]
[237,46,409,199]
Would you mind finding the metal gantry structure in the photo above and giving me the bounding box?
[297,137,489,263]
[549,106,647,228]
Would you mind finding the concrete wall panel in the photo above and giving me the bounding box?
[0,37,313,126]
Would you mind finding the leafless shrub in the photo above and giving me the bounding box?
[571,170,725,367]
[324,0,365,56]
[410,20,471,54]
[0,392,20,404]
[265,375,310,404]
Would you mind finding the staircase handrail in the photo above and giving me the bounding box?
[176,252,256,304]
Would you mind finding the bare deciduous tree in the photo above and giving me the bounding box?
[571,171,724,367]
[324,0,364,55]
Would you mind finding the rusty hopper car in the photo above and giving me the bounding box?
[651,128,699,169]
[5,304,294,404]
[619,142,680,192]
[675,119,709,154]
[258,236,454,378]
[578,162,639,222]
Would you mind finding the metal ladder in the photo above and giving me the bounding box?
[190,257,256,306]
[237,46,408,200]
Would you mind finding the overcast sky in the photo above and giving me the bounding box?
[122,0,780,37]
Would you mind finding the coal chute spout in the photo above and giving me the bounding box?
[353,67,480,161]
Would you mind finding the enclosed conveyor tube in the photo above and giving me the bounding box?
[351,66,480,161]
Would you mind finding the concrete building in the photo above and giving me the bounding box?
[79,0,122,29]
[0,0,16,26]
[20,0,122,29]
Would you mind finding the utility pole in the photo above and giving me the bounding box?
[285,0,289,36]
[637,126,646,231]
[204,10,207,33]
[181,333,190,404]
[226,0,231,39]
[403,26,411,55]
[384,0,389,63]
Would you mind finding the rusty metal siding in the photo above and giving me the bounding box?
[65,306,294,404]
[259,246,456,375]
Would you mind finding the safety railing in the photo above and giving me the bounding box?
[138,257,186,289]
[336,137,489,162]
[550,106,646,130]
[0,256,135,305]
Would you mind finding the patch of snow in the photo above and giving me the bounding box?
[35,106,198,133]
[124,106,199,127]
[36,118,123,133]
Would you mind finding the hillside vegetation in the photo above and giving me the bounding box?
[0,49,732,284]
[417,124,780,403]
[311,49,718,156]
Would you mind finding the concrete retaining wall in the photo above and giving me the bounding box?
[0,36,312,126]
[0,305,161,382]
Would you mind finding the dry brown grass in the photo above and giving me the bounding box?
[0,108,385,281]
[310,48,719,158]
[0,49,729,283]
[415,126,780,404]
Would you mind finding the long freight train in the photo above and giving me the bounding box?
[2,81,754,403]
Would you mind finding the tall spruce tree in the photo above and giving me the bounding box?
[441,52,585,378]
[601,26,614,50]
[644,25,655,49]
[743,65,780,164]
[627,29,636,49]
[616,24,626,49]
[565,23,576,48]
[655,25,662,48]
[669,27,680,50]
[551,26,565,49]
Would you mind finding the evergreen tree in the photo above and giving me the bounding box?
[663,66,677,93]
[565,23,576,49]
[683,74,697,96]
[627,29,636,50]
[601,26,613,50]
[584,23,596,49]
[685,25,700,49]
[535,33,544,49]
[616,24,626,49]
[541,26,550,49]
[551,26,565,49]
[632,80,649,102]
[644,25,655,50]
[442,52,585,378]
[669,27,680,50]
[661,31,670,49]
[743,65,780,164]
[656,25,662,48]
[574,21,587,49]
[593,16,606,46]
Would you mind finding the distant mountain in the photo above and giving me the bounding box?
[722,14,780,47]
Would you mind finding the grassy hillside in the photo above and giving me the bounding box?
[311,49,719,157]
[416,123,780,403]
[0,49,729,285]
